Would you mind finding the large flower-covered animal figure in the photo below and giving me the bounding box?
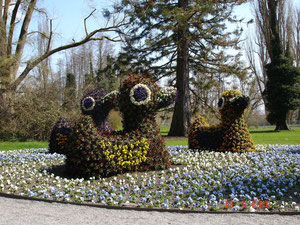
[65,74,177,177]
[188,89,255,152]
[49,89,117,154]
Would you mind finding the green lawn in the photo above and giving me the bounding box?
[160,126,170,136]
[250,127,300,145]
[164,126,300,146]
[0,126,299,151]
[0,141,48,151]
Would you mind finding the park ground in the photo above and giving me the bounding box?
[0,126,299,151]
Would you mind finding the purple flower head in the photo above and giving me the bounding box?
[134,86,148,102]
[81,89,106,114]
[129,83,152,106]
[82,96,95,111]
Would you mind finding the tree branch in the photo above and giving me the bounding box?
[9,21,126,91]
[46,19,53,52]
[0,0,3,18]
[3,0,10,25]
[7,0,21,56]
[84,9,96,36]
[14,0,38,68]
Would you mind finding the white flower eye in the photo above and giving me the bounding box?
[82,96,96,111]
[129,83,152,106]
[218,97,225,109]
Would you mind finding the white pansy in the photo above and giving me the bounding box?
[157,86,177,102]
[105,90,119,98]
[249,207,256,212]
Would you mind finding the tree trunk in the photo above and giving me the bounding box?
[275,120,290,130]
[274,109,290,130]
[168,0,191,137]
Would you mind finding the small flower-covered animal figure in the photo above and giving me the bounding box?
[188,90,255,152]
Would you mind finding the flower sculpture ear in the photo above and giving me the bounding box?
[129,83,152,106]
[157,86,177,109]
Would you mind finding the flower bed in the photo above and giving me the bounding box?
[0,145,300,212]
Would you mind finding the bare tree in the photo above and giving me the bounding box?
[294,7,300,122]
[294,8,300,67]
[246,27,268,112]
[34,15,53,95]
[0,0,125,106]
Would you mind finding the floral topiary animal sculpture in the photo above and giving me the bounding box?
[49,89,116,154]
[188,89,255,152]
[66,74,177,177]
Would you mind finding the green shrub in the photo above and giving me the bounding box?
[109,110,122,130]
[0,86,80,141]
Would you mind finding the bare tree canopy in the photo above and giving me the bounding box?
[0,0,126,104]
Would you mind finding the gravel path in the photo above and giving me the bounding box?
[1,197,300,225]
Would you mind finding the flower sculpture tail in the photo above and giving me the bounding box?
[49,117,73,154]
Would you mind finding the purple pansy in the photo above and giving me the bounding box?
[134,86,148,102]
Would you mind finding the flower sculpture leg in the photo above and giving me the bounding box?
[188,90,255,152]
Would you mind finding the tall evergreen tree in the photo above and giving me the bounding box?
[84,73,94,90]
[260,0,300,130]
[96,55,118,92]
[116,0,245,136]
[264,57,300,130]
